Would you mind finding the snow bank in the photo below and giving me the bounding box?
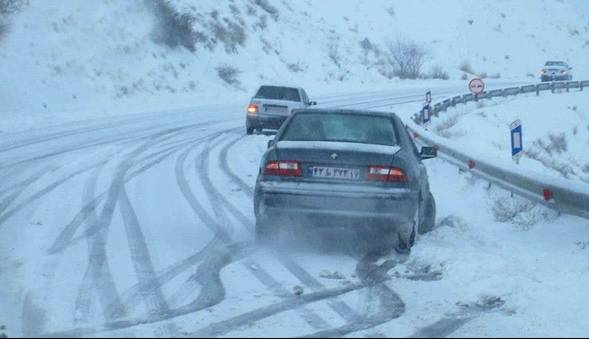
[428,91,589,184]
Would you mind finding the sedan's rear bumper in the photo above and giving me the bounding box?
[247,114,288,130]
[255,181,417,230]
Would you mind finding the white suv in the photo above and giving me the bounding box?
[246,85,316,135]
[541,61,573,82]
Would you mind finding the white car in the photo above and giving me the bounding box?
[246,85,316,135]
[541,61,573,82]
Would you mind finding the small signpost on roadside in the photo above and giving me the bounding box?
[421,90,432,126]
[511,120,523,163]
[469,78,485,99]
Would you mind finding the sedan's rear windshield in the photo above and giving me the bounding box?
[255,86,301,102]
[280,113,397,146]
[545,61,566,66]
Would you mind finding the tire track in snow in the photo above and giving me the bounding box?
[0,160,108,227]
[184,283,367,338]
[47,123,220,253]
[82,127,196,322]
[116,139,232,313]
[74,163,127,323]
[39,244,256,338]
[301,256,405,338]
[119,187,171,315]
[183,256,401,338]
[36,130,244,337]
[37,128,204,336]
[0,165,57,216]
[407,297,506,338]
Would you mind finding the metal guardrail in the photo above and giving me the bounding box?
[409,80,589,220]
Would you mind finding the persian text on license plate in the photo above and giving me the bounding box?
[308,167,361,180]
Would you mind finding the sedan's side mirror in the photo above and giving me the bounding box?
[420,146,437,160]
[267,139,275,149]
[309,101,317,106]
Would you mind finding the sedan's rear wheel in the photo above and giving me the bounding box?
[246,126,254,135]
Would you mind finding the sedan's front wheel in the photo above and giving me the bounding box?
[419,193,436,234]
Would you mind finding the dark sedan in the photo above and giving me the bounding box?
[254,109,437,253]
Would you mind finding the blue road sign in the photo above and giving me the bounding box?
[511,120,523,160]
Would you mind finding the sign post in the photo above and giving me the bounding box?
[511,120,523,163]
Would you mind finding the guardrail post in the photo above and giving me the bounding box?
[567,82,570,92]
[581,82,584,91]
[536,85,540,96]
[551,82,555,93]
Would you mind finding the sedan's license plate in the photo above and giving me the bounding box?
[308,167,360,180]
[265,106,287,114]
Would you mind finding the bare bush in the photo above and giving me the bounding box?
[360,37,373,52]
[287,62,306,73]
[535,133,568,155]
[525,133,577,178]
[459,60,474,74]
[216,65,241,86]
[386,39,428,79]
[491,197,556,229]
[327,41,341,68]
[253,0,279,20]
[430,65,449,80]
[148,0,205,52]
[210,18,247,53]
[255,14,267,31]
[0,0,27,15]
[433,113,466,138]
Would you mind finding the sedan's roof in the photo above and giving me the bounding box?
[258,84,303,91]
[292,108,397,118]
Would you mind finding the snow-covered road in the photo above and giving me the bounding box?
[1,83,588,338]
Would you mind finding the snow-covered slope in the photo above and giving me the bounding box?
[1,0,588,130]
[429,91,589,184]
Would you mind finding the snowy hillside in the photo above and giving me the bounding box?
[429,91,589,184]
[0,0,588,131]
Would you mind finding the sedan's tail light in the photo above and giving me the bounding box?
[264,161,302,177]
[247,104,259,115]
[368,166,407,182]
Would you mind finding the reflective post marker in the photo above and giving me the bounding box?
[511,120,523,163]
[421,106,431,125]
[421,90,432,126]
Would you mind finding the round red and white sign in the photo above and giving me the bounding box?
[468,78,485,95]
